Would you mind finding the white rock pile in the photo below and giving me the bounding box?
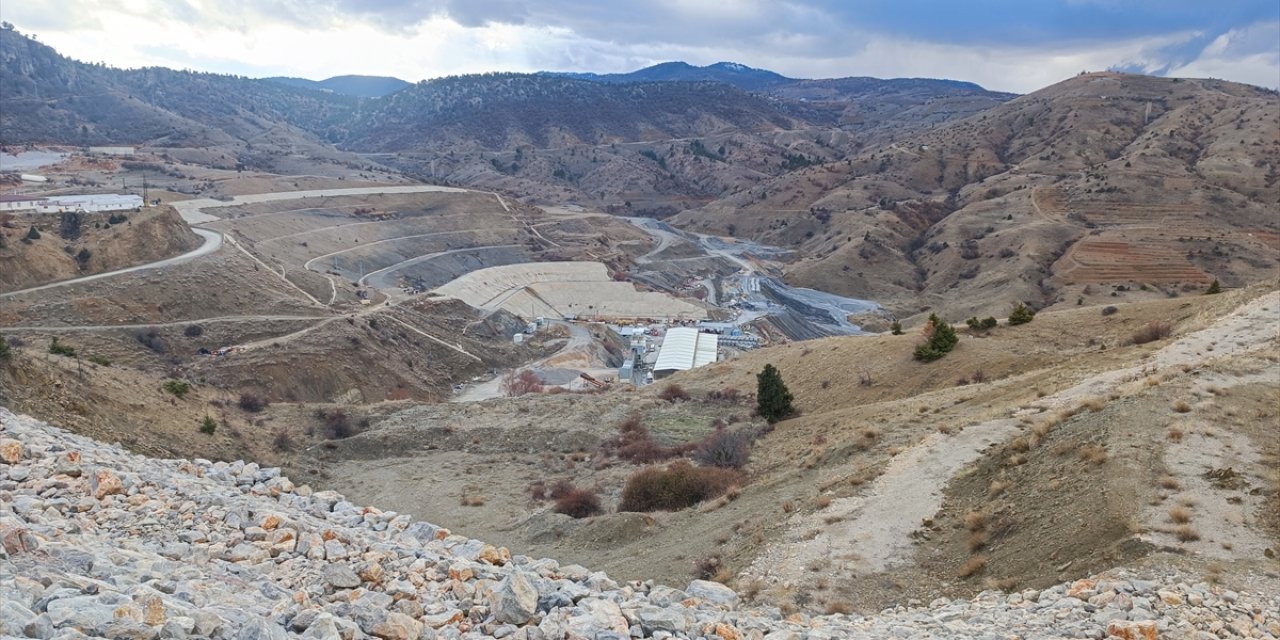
[1,407,1277,639]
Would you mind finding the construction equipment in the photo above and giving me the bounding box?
[578,373,610,389]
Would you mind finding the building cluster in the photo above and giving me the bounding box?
[0,193,144,213]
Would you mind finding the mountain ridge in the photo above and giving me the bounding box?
[264,74,412,98]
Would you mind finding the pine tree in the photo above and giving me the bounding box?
[200,415,217,435]
[913,314,959,362]
[1008,302,1036,325]
[25,226,40,241]
[890,321,903,335]
[756,364,795,423]
[1205,279,1221,295]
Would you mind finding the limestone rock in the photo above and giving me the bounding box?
[491,572,539,625]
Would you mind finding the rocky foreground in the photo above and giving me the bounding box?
[1,407,1277,640]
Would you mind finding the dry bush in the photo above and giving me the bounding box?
[988,479,1011,497]
[938,424,953,435]
[1078,444,1108,465]
[958,555,987,578]
[781,500,797,513]
[271,429,293,452]
[1007,437,1030,453]
[548,479,575,500]
[1172,400,1192,413]
[1159,476,1181,490]
[528,481,547,501]
[1167,428,1185,442]
[816,495,832,508]
[459,495,486,507]
[1031,421,1053,439]
[1168,506,1193,524]
[318,410,355,440]
[693,428,753,469]
[611,413,684,464]
[1080,397,1106,412]
[705,387,741,402]
[1174,525,1201,542]
[238,392,269,413]
[554,487,603,518]
[963,510,987,531]
[825,601,853,615]
[1131,321,1172,345]
[693,554,724,580]
[658,384,691,403]
[618,461,742,512]
[502,369,543,396]
[967,531,989,552]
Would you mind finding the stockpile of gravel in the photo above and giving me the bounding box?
[1,407,1276,639]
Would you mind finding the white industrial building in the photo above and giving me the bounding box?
[0,194,49,211]
[87,146,136,156]
[652,327,718,379]
[0,193,142,213]
[40,194,143,212]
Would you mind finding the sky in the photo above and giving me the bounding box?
[2,1,1278,93]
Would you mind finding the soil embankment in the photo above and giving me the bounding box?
[0,206,200,293]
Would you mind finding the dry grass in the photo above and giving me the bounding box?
[1078,444,1108,465]
[1168,506,1193,524]
[1080,397,1107,412]
[1158,476,1181,490]
[957,555,987,578]
[966,530,989,552]
[781,500,796,514]
[825,601,853,615]
[963,510,987,531]
[1172,400,1193,413]
[1167,428,1184,442]
[1174,525,1201,542]
[988,479,1011,497]
[1131,321,1173,345]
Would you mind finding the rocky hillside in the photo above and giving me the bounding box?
[2,407,1277,639]
[674,72,1280,321]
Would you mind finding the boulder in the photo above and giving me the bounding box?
[491,572,539,625]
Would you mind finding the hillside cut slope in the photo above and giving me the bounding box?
[2,407,1277,639]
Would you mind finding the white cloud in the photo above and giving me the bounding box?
[1165,21,1280,89]
[3,1,1276,92]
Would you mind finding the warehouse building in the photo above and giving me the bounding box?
[652,328,718,379]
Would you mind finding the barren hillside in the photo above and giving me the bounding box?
[674,73,1280,322]
[0,206,200,293]
[286,284,1279,614]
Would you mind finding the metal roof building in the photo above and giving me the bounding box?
[652,328,718,379]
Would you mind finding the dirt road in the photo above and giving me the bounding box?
[172,186,502,224]
[452,321,599,403]
[745,290,1280,587]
